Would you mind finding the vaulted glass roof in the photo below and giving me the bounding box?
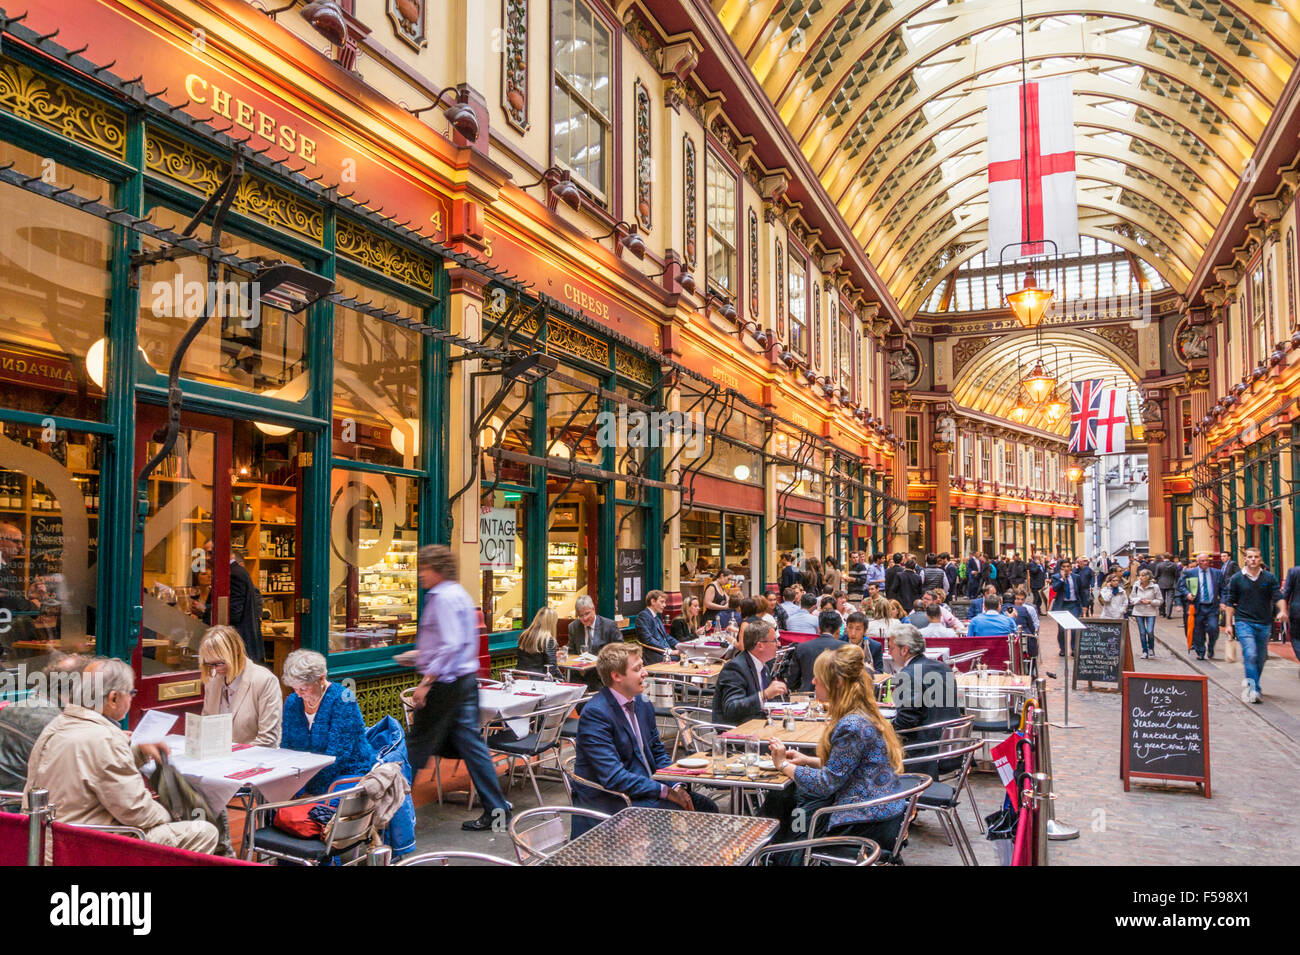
[714,0,1298,317]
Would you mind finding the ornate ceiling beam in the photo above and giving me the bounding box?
[839,88,1237,229]
[786,1,1285,147]
[857,130,1220,258]
[902,215,1193,314]
[808,36,1263,185]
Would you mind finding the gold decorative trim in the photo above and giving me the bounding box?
[615,348,653,385]
[336,217,436,289]
[146,131,323,242]
[0,57,125,158]
[546,318,609,365]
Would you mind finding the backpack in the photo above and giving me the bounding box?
[989,564,998,580]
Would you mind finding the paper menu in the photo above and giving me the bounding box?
[184,712,233,761]
[132,709,179,746]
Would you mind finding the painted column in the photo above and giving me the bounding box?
[933,439,953,560]
[445,267,487,604]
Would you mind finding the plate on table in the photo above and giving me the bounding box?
[757,758,777,771]
[676,757,709,769]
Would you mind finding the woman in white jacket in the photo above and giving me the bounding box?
[1129,569,1162,659]
[1099,569,1129,619]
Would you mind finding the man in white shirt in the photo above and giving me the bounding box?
[918,603,957,642]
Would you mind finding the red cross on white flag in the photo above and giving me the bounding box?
[987,78,1079,257]
[1096,387,1127,455]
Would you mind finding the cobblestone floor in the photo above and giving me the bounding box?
[410,614,1300,864]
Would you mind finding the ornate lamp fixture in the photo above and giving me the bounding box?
[1005,270,1055,329]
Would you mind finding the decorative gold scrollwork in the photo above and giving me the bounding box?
[0,58,126,158]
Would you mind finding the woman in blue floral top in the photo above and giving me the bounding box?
[767,643,907,848]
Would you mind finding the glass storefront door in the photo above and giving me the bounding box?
[546,479,601,620]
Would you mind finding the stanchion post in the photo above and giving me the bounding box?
[1031,772,1050,866]
[1032,699,1080,840]
[1051,627,1083,728]
[26,788,48,867]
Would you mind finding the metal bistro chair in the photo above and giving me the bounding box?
[892,715,984,833]
[558,691,596,752]
[559,755,631,809]
[486,700,574,805]
[63,822,146,839]
[807,773,932,865]
[902,737,986,866]
[668,705,714,761]
[397,850,521,866]
[241,783,377,865]
[507,806,612,863]
[751,836,881,867]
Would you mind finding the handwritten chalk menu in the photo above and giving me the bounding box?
[1121,672,1210,798]
[616,549,646,617]
[1072,618,1133,688]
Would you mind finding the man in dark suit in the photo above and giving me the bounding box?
[1177,553,1225,660]
[1028,556,1047,611]
[712,620,787,725]
[786,611,845,693]
[965,552,983,599]
[633,590,678,663]
[568,595,622,655]
[1074,556,1096,618]
[571,643,718,836]
[1220,551,1239,583]
[941,553,959,593]
[1050,562,1088,655]
[890,624,960,780]
[1005,553,1026,591]
[884,553,903,603]
[206,542,263,663]
[569,595,622,690]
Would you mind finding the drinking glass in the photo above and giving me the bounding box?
[744,737,761,778]
[711,735,727,775]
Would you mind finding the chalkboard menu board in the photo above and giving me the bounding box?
[1121,672,1211,798]
[1072,618,1133,688]
[616,549,647,617]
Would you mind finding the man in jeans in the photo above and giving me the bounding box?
[399,545,511,832]
[1221,547,1282,704]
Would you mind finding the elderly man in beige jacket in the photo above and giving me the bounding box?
[25,657,218,854]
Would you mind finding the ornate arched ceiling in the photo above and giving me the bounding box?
[952,329,1145,436]
[713,0,1299,317]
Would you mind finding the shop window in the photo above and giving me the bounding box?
[980,437,992,482]
[0,423,101,670]
[773,432,821,499]
[1004,445,1016,484]
[0,144,111,422]
[328,469,419,653]
[705,149,737,298]
[546,367,604,465]
[905,415,919,468]
[788,252,807,357]
[547,482,596,618]
[551,0,612,199]
[137,206,311,399]
[477,360,536,489]
[481,488,528,633]
[332,274,424,469]
[1180,398,1193,457]
[680,508,722,578]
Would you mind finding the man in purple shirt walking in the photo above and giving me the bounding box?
[398,545,510,832]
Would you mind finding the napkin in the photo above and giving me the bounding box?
[660,767,708,776]
[225,766,271,780]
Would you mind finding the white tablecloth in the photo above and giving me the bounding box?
[148,736,337,810]
[478,681,586,736]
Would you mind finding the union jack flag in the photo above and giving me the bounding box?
[1069,378,1104,453]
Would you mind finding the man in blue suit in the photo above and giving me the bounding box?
[571,643,718,836]
[634,590,678,663]
[1177,553,1225,660]
[1050,559,1088,655]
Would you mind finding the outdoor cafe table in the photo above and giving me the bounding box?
[149,735,336,811]
[556,654,598,677]
[674,637,732,660]
[654,753,790,814]
[539,807,778,865]
[644,659,723,681]
[477,680,586,735]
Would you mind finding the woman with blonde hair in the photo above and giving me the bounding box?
[865,595,891,643]
[199,624,282,746]
[516,606,560,676]
[766,643,908,848]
